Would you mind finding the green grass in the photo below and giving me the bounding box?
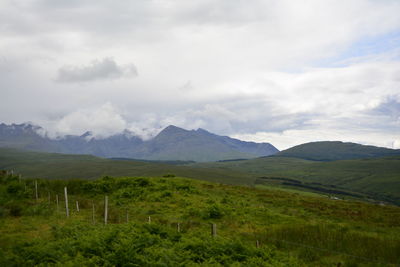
[192,156,400,205]
[0,148,253,185]
[1,148,400,205]
[1,173,400,266]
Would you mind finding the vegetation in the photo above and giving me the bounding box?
[1,171,400,266]
[193,156,400,205]
[0,148,251,185]
[1,147,400,204]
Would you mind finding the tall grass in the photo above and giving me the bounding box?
[260,224,400,265]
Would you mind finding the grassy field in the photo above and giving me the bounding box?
[192,156,400,205]
[1,148,399,205]
[1,172,400,266]
[0,148,254,185]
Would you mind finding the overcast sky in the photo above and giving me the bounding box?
[1,0,400,150]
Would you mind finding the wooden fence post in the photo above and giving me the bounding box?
[35,180,38,201]
[76,201,80,212]
[211,223,217,237]
[64,187,69,218]
[92,201,95,224]
[56,194,59,212]
[148,216,151,224]
[177,222,181,232]
[256,240,260,248]
[104,196,108,225]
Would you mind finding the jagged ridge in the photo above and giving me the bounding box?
[0,123,279,162]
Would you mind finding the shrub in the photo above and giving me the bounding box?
[5,201,23,217]
[6,182,25,197]
[205,204,224,219]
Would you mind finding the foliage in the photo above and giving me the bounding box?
[0,172,400,266]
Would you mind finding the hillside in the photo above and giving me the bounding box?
[0,123,278,162]
[274,141,400,161]
[1,173,399,266]
[192,156,400,205]
[0,148,253,185]
[1,148,399,205]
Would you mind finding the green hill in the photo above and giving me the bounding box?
[1,173,399,266]
[274,141,400,161]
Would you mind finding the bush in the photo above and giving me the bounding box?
[4,201,23,217]
[205,204,224,219]
[0,206,8,217]
[6,182,25,197]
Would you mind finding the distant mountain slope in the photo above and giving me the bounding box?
[0,123,278,162]
[274,141,400,161]
[192,155,400,205]
[133,125,278,162]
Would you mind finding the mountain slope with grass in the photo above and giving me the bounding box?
[274,141,400,161]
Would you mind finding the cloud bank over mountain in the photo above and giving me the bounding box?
[1,0,399,150]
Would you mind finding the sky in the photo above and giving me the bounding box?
[1,0,400,150]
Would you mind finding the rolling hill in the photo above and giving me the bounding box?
[274,141,400,161]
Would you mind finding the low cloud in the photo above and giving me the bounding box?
[56,58,138,83]
[48,103,127,138]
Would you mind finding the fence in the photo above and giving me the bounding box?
[4,174,399,266]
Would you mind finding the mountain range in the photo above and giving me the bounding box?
[0,123,279,162]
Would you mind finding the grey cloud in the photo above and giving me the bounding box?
[149,96,316,136]
[1,1,400,150]
[370,96,400,121]
[171,0,271,26]
[56,58,138,83]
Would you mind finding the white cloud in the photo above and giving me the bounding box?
[393,140,400,149]
[56,58,137,83]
